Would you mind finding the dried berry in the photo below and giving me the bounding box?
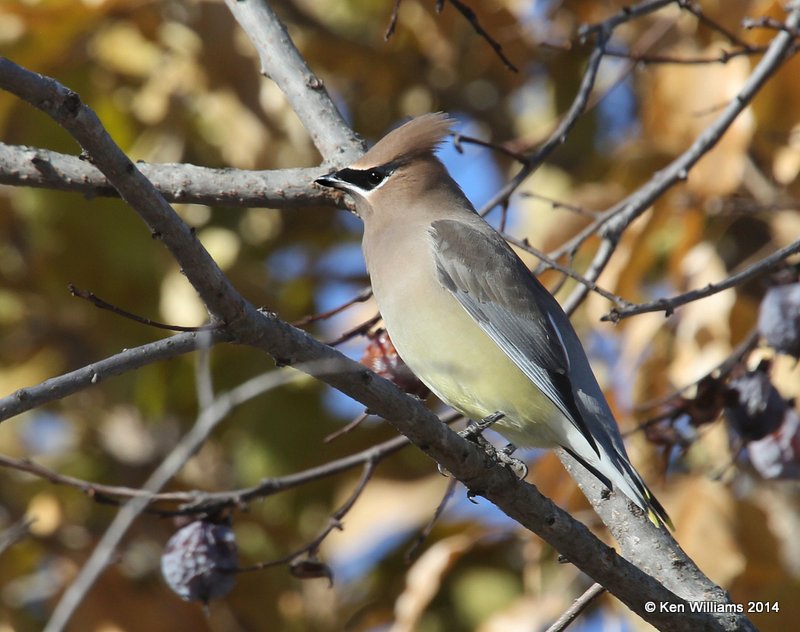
[289,558,334,586]
[724,367,786,442]
[360,329,429,398]
[161,520,238,604]
[747,408,800,479]
[758,283,800,358]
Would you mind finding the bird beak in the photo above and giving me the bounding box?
[315,171,343,190]
[315,170,361,217]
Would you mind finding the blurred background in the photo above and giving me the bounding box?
[1,0,799,630]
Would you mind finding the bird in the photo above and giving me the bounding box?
[315,112,671,528]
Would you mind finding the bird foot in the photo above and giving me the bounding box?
[498,443,528,479]
[459,411,506,441]
[457,415,528,479]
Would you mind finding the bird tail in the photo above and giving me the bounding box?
[563,445,673,530]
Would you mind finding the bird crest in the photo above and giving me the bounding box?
[350,112,454,169]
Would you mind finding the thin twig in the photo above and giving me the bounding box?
[603,44,775,65]
[545,582,607,632]
[404,477,458,563]
[678,0,753,48]
[324,313,381,346]
[293,288,373,327]
[324,410,370,443]
[68,284,217,332]
[502,233,631,309]
[452,133,529,164]
[478,29,609,218]
[444,0,518,72]
[604,238,800,322]
[42,361,342,632]
[385,0,403,40]
[743,15,800,38]
[578,0,676,41]
[239,458,378,576]
[0,518,34,556]
[519,191,599,218]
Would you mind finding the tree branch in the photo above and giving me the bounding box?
[0,432,411,513]
[222,0,364,165]
[545,582,606,632]
[443,0,518,72]
[42,360,345,632]
[478,24,608,219]
[0,331,224,423]
[577,0,677,41]
[0,142,346,209]
[0,59,250,329]
[560,2,800,314]
[604,238,800,322]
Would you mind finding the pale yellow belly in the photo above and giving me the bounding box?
[377,276,565,449]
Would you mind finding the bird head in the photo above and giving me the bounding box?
[315,112,457,220]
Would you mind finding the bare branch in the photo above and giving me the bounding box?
[0,332,222,423]
[0,433,412,513]
[443,0,518,72]
[293,287,373,327]
[222,0,364,165]
[478,33,608,218]
[603,238,800,321]
[545,582,606,632]
[677,0,752,48]
[0,518,33,556]
[385,0,402,40]
[452,132,529,163]
[578,0,677,41]
[239,458,378,579]
[68,284,218,332]
[42,361,341,632]
[324,313,381,346]
[603,44,780,65]
[324,410,370,443]
[519,191,599,218]
[0,142,343,209]
[743,15,800,38]
[561,4,800,314]
[405,477,458,563]
[501,233,632,309]
[0,59,249,328]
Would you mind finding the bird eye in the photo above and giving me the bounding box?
[367,170,385,186]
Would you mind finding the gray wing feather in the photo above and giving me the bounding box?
[430,219,599,456]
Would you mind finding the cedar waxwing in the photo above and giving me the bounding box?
[315,113,671,528]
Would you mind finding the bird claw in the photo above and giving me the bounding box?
[497,444,528,479]
[459,411,506,441]
[458,415,527,479]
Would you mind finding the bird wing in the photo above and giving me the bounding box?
[429,219,599,456]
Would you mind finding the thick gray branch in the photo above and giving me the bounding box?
[0,142,346,209]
